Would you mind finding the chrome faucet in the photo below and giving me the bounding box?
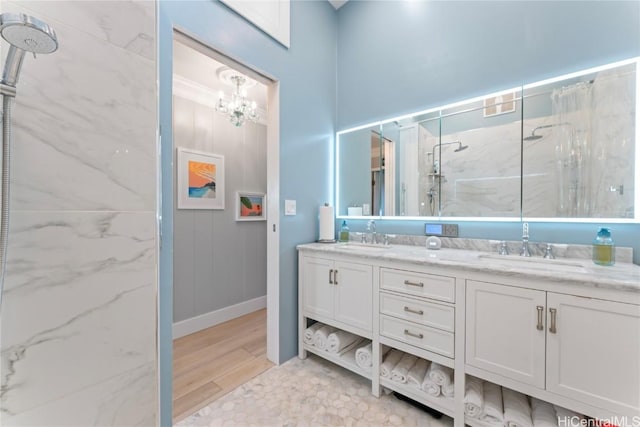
[366,219,377,244]
[498,241,509,255]
[543,243,555,259]
[520,222,532,257]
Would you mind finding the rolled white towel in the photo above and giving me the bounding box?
[442,382,454,398]
[355,342,372,370]
[464,376,484,419]
[532,399,558,427]
[303,322,323,345]
[313,325,335,351]
[429,362,454,387]
[503,388,533,427]
[481,382,504,426]
[391,353,418,384]
[380,349,403,378]
[421,369,441,397]
[407,358,430,388]
[553,405,582,427]
[327,329,359,353]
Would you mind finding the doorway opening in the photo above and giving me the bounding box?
[170,31,279,422]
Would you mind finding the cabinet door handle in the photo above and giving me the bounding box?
[549,308,557,334]
[328,269,333,285]
[334,270,338,285]
[404,329,424,339]
[403,279,424,288]
[404,306,424,315]
[536,305,544,331]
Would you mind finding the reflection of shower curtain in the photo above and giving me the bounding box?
[551,82,592,217]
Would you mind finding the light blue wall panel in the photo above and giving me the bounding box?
[337,0,640,128]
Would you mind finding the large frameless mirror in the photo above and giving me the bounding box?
[336,58,638,222]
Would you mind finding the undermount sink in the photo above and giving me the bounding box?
[478,253,588,272]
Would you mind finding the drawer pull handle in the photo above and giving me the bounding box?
[328,269,333,285]
[403,280,424,287]
[404,329,424,339]
[536,305,544,331]
[403,306,424,315]
[549,308,557,334]
[334,270,338,285]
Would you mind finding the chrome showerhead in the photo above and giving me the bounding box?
[523,123,572,142]
[523,133,543,141]
[1,13,57,54]
[0,13,58,88]
[454,144,469,152]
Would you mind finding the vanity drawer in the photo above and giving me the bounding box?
[380,315,454,358]
[380,268,455,302]
[380,291,454,332]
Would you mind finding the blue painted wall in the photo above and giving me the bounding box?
[158,1,337,424]
[336,0,640,264]
[337,0,640,128]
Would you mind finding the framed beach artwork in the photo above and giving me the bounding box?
[235,192,266,221]
[177,147,225,210]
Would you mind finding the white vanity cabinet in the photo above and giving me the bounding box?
[298,242,640,426]
[466,280,640,417]
[299,254,373,335]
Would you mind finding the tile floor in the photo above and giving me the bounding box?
[175,354,454,427]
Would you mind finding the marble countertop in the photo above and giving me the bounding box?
[297,242,640,294]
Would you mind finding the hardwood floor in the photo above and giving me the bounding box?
[173,309,273,422]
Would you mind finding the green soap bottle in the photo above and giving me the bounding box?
[592,227,615,266]
[339,220,349,242]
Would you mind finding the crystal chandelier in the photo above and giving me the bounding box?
[215,74,259,127]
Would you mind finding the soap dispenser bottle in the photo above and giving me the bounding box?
[339,220,349,242]
[592,227,615,266]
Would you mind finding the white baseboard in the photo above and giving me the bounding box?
[173,295,267,339]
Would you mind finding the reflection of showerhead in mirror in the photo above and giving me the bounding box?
[524,122,572,141]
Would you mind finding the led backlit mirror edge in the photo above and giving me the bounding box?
[335,56,640,224]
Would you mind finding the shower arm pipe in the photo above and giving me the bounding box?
[530,122,573,133]
[430,140,462,160]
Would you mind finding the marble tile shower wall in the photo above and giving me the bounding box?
[0,2,157,426]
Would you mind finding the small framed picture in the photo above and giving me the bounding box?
[236,192,266,221]
[177,147,225,210]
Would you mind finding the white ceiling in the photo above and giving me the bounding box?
[172,39,268,108]
[328,0,348,10]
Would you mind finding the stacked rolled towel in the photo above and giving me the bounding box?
[464,375,484,419]
[481,382,504,426]
[442,382,455,398]
[503,388,533,427]
[303,322,323,345]
[407,358,430,388]
[428,362,454,388]
[380,349,404,378]
[355,342,372,370]
[532,399,558,427]
[391,353,418,383]
[327,329,359,353]
[313,324,335,351]
[421,364,442,397]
